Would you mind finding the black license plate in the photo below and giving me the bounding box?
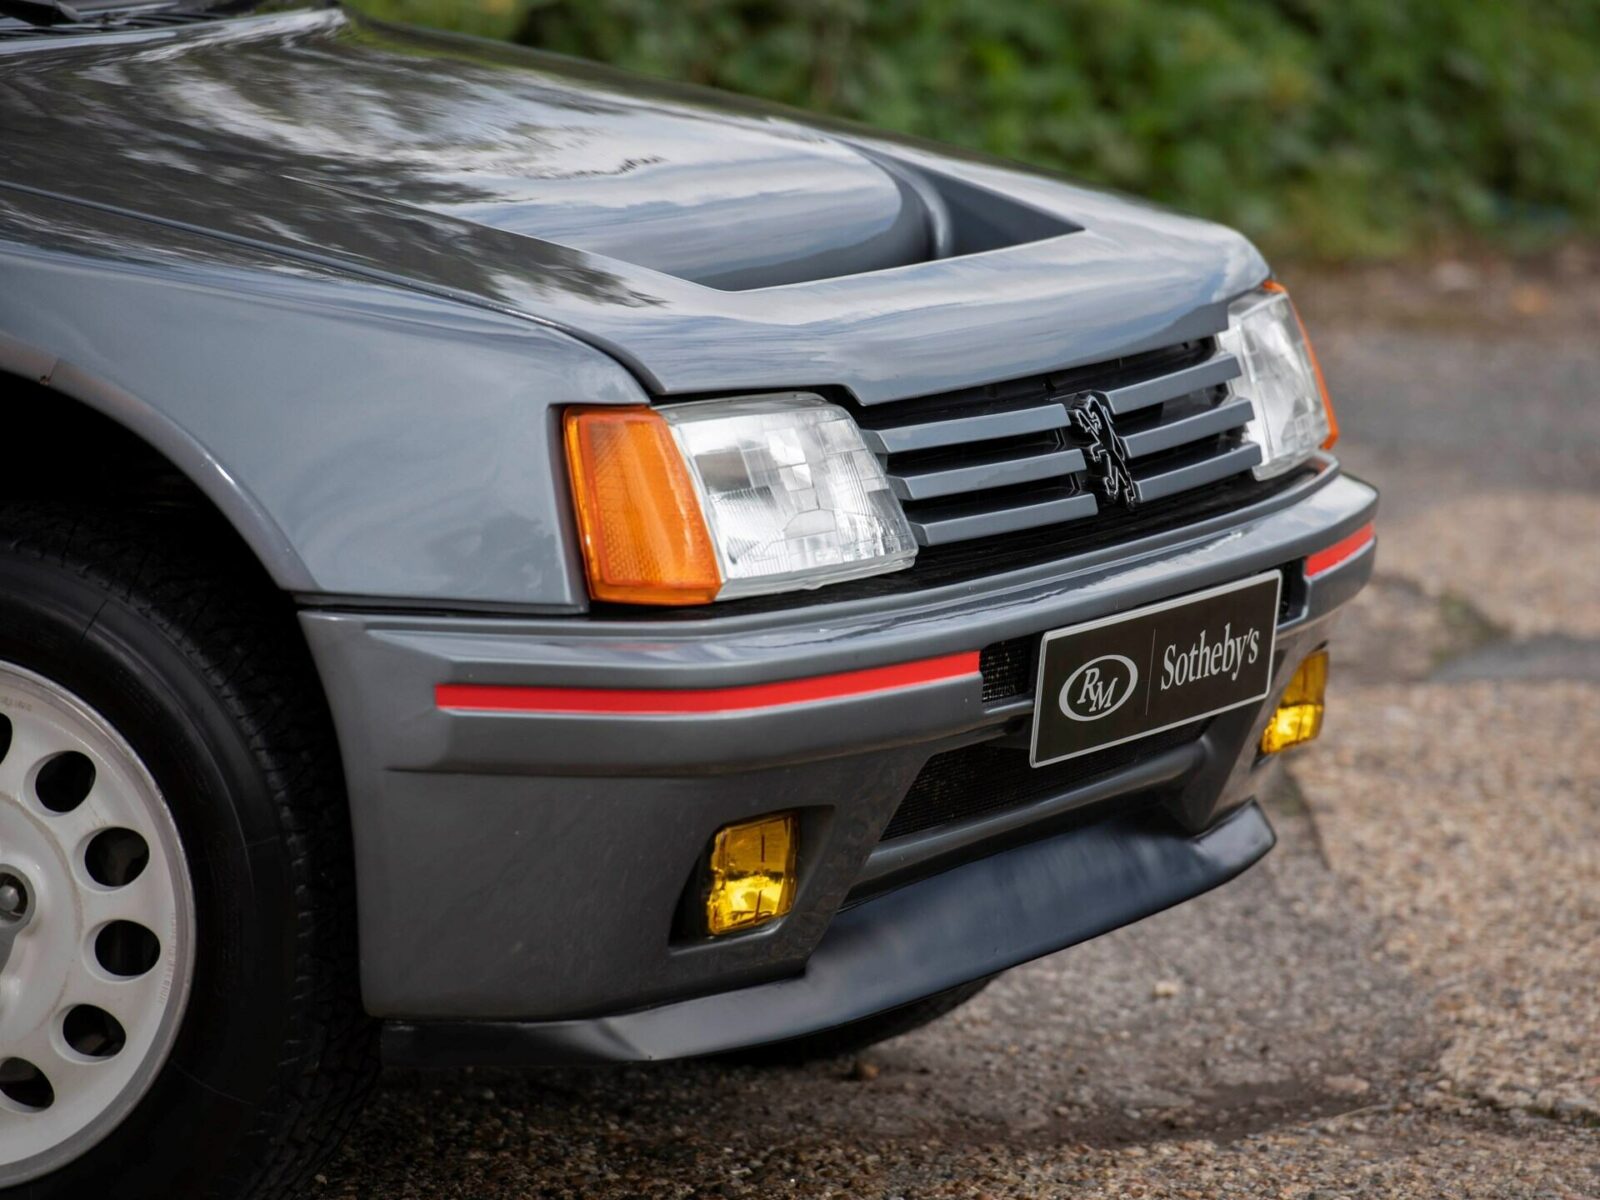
[1030,572,1281,767]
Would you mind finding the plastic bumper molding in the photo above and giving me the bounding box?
[382,799,1275,1067]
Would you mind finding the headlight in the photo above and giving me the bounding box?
[564,394,915,605]
[1218,283,1338,479]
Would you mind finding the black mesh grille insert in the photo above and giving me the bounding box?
[883,723,1205,842]
[979,637,1035,702]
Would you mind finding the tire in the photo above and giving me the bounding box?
[0,503,375,1199]
[729,976,995,1066]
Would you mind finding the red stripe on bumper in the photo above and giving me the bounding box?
[1306,522,1375,578]
[435,651,981,715]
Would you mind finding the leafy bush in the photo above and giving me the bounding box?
[354,0,1600,259]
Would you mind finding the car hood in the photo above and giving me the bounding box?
[0,8,1267,404]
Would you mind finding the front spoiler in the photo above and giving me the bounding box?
[382,799,1274,1067]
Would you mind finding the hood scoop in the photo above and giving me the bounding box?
[389,97,1078,291]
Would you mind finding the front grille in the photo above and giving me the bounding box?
[854,339,1261,548]
[883,723,1205,841]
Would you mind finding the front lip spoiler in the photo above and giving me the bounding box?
[380,799,1275,1068]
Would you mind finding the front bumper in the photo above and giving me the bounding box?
[383,800,1276,1066]
[300,460,1376,1053]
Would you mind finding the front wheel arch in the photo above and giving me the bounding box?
[0,344,315,593]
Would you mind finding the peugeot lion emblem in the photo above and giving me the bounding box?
[1069,393,1139,509]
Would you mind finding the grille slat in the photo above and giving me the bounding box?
[1119,395,1255,459]
[908,491,1098,546]
[1132,442,1264,502]
[854,339,1264,550]
[1104,351,1242,416]
[860,403,1071,455]
[889,447,1085,501]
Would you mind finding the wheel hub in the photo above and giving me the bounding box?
[0,868,34,976]
[0,873,28,921]
[0,662,195,1185]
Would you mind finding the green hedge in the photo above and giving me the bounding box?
[354,0,1600,259]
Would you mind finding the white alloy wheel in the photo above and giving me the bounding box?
[0,660,195,1185]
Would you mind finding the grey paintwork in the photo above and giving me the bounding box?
[3,6,1265,607]
[0,5,1377,1041]
[0,191,638,606]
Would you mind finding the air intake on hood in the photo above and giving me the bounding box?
[438,132,1078,292]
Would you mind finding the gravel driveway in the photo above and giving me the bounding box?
[310,265,1599,1199]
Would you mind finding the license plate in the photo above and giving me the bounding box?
[1029,572,1281,767]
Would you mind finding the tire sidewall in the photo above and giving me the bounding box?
[0,553,298,1199]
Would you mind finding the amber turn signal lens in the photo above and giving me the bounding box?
[705,813,797,936]
[564,406,721,605]
[1260,649,1329,755]
[1262,280,1338,449]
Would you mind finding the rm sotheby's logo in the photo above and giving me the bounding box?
[1159,622,1263,690]
[1059,654,1139,721]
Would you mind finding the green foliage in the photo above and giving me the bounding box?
[352,0,1600,260]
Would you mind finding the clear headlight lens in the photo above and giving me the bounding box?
[663,394,916,599]
[1219,285,1336,479]
[563,394,915,605]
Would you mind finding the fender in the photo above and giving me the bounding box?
[0,226,648,610]
[1,327,312,592]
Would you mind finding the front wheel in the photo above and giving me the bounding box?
[0,505,374,1199]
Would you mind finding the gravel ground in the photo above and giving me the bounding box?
[1295,680,1600,1125]
[310,263,1600,1198]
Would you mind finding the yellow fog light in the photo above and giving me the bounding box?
[1260,649,1329,755]
[705,813,797,935]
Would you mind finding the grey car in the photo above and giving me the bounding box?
[0,2,1376,1196]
